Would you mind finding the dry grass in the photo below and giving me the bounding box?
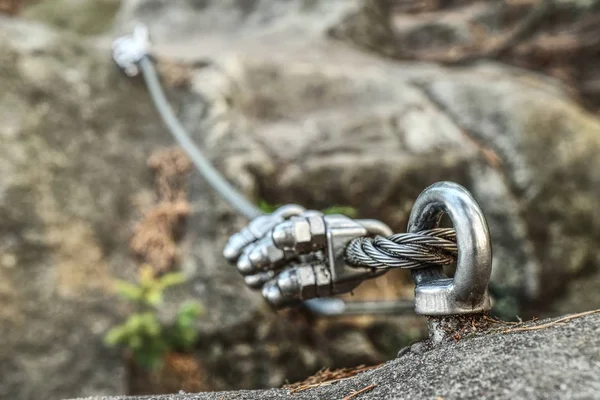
[159,353,211,393]
[130,148,192,274]
[0,0,24,15]
[343,383,377,400]
[147,147,193,203]
[156,58,194,90]
[502,309,600,334]
[283,364,381,394]
[128,352,213,395]
[130,200,190,274]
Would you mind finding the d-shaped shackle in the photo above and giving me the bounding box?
[408,182,492,315]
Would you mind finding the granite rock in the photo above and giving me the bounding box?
[72,312,600,400]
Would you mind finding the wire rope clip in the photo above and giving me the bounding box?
[111,23,150,77]
[223,206,393,308]
[408,182,492,316]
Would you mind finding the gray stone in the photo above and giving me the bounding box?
[416,65,600,316]
[114,0,361,49]
[72,311,600,399]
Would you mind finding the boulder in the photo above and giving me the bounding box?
[72,311,600,399]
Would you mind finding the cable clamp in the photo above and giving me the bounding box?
[112,24,150,77]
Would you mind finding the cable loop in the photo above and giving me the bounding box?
[345,228,458,270]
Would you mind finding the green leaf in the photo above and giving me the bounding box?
[114,281,143,302]
[103,271,201,372]
[175,303,202,330]
[138,265,156,289]
[104,326,128,346]
[158,272,186,289]
[258,199,280,214]
[140,312,161,336]
[134,347,165,370]
[129,335,142,350]
[321,205,358,218]
[162,302,203,351]
[144,288,163,307]
[128,314,144,330]
[178,302,203,318]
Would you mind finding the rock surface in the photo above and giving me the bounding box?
[0,16,171,400]
[22,0,121,35]
[73,311,600,399]
[5,0,600,399]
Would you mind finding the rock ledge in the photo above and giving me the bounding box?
[74,312,600,400]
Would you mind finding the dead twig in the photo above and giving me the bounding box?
[285,364,381,394]
[343,383,377,400]
[289,376,355,394]
[502,309,600,334]
[483,315,520,325]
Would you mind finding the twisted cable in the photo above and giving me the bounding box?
[345,228,457,269]
[139,56,263,220]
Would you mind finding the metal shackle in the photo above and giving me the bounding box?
[407,181,492,315]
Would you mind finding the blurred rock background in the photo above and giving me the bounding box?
[1,0,600,399]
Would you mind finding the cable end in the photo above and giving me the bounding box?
[112,23,150,77]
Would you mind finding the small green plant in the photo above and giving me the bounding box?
[258,200,358,218]
[321,205,358,218]
[258,199,280,214]
[104,265,203,370]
